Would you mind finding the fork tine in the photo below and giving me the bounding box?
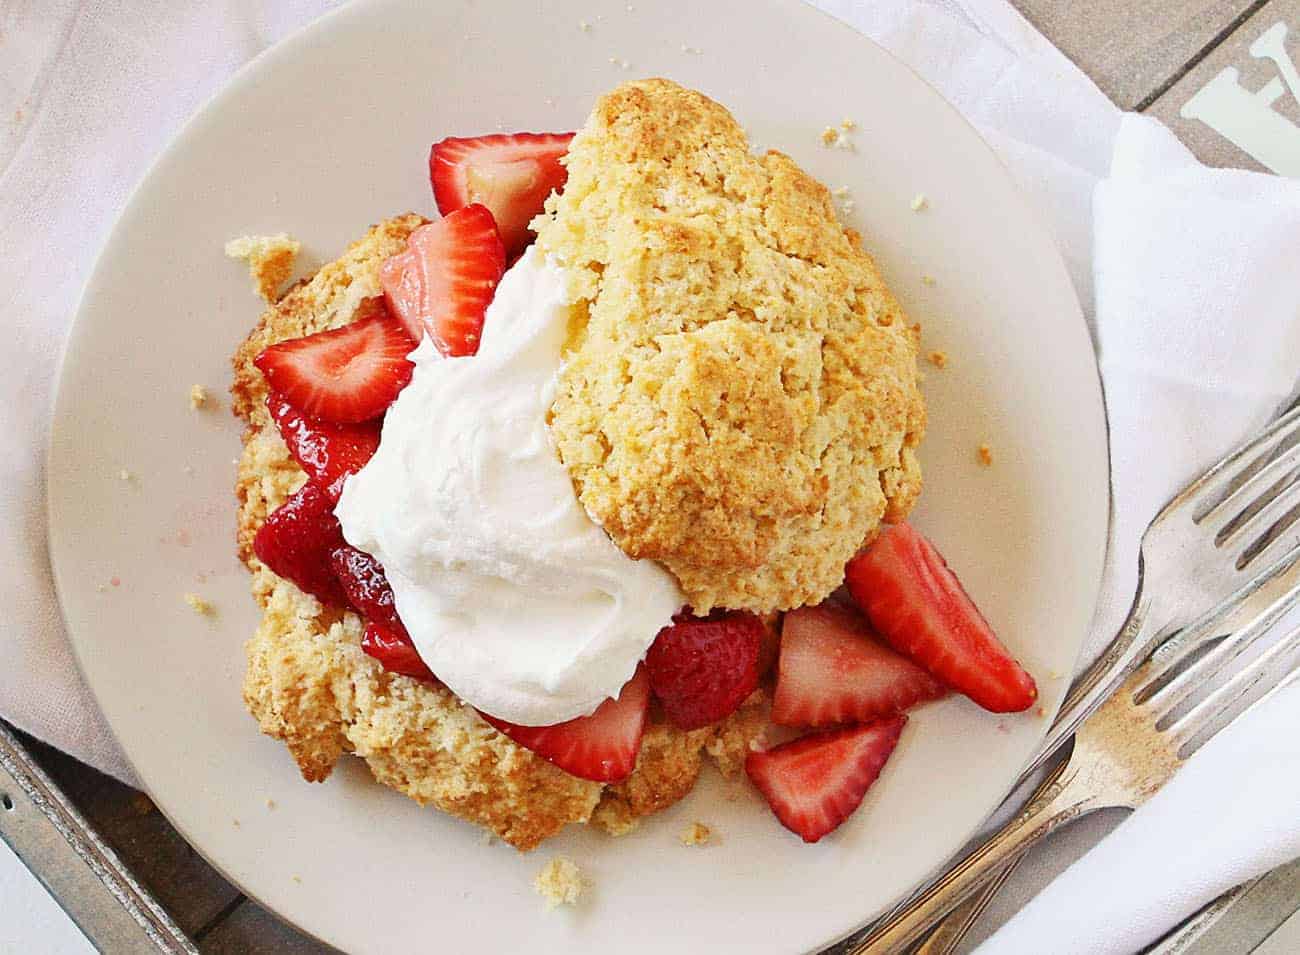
[1139,545,1300,688]
[1200,434,1300,537]
[1164,622,1300,756]
[1139,576,1300,717]
[1176,405,1300,523]
[1234,495,1300,571]
[1187,406,1300,515]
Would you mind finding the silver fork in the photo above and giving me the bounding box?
[848,584,1300,953]
[829,404,1300,955]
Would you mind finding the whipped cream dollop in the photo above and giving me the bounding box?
[336,248,683,726]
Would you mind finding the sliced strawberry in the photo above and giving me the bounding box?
[645,611,763,730]
[429,132,573,257]
[252,482,347,606]
[329,545,403,633]
[479,667,650,782]
[773,602,946,728]
[845,523,1038,713]
[266,392,380,502]
[745,716,906,843]
[361,620,437,683]
[379,204,506,357]
[254,307,416,424]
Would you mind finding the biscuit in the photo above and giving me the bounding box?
[536,79,925,614]
[232,215,763,850]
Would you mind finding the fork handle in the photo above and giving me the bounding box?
[908,860,1019,955]
[846,757,1100,954]
[902,600,1160,955]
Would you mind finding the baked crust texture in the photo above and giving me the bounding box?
[536,79,925,614]
[232,215,763,850]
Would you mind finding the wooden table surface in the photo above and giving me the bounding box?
[10,1,1300,951]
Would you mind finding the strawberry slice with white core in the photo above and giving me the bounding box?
[253,305,416,424]
[845,523,1038,713]
[745,716,906,843]
[479,667,650,783]
[429,133,574,257]
[773,602,946,727]
[379,204,506,357]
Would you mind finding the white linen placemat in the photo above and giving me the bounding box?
[3,2,1298,951]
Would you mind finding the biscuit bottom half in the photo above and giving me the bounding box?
[230,216,767,850]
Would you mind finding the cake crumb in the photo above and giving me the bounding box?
[184,593,214,616]
[921,274,936,287]
[1036,706,1047,718]
[977,444,994,466]
[189,384,210,409]
[679,822,712,846]
[292,875,302,884]
[224,233,301,303]
[265,799,277,810]
[1048,669,1064,680]
[232,818,241,828]
[578,19,591,31]
[820,126,840,146]
[533,856,585,910]
[840,118,857,131]
[910,193,929,212]
[118,469,133,482]
[96,584,107,593]
[927,350,948,369]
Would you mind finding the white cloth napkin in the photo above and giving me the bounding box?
[2,1,1298,952]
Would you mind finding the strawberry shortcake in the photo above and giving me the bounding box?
[230,79,1036,852]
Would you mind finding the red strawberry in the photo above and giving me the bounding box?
[479,667,650,782]
[254,306,416,424]
[379,204,506,357]
[329,545,403,634]
[845,523,1038,713]
[745,716,906,843]
[773,602,946,728]
[361,620,437,683]
[252,482,347,606]
[645,611,763,730]
[429,132,573,257]
[266,392,380,503]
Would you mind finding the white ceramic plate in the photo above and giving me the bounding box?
[47,1,1109,951]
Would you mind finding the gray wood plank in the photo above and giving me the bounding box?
[1012,0,1263,109]
[1144,0,1300,170]
[199,900,332,954]
[13,730,242,939]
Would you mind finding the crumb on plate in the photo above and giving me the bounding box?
[225,233,301,303]
[910,193,929,212]
[534,856,585,910]
[977,444,993,466]
[184,593,214,616]
[927,350,948,369]
[680,821,712,846]
[921,274,936,287]
[189,384,210,409]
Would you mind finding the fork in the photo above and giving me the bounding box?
[847,583,1300,953]
[831,404,1300,954]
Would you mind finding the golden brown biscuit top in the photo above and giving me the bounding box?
[535,79,925,613]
